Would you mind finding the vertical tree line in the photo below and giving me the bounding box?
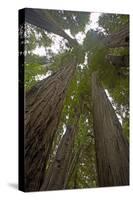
[21,9,129,191]
[25,59,77,191]
[91,72,129,186]
[40,125,76,190]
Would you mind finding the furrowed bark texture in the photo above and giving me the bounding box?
[107,55,129,67]
[63,147,82,189]
[25,8,78,47]
[24,62,76,191]
[40,125,76,191]
[104,25,129,48]
[91,72,129,187]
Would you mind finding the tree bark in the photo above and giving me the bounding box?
[24,61,76,191]
[64,145,82,188]
[106,55,129,67]
[25,8,78,47]
[40,125,76,191]
[91,72,129,187]
[104,24,129,48]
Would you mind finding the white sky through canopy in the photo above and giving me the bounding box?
[33,11,123,125]
[33,12,102,56]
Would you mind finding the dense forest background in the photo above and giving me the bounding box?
[20,9,129,191]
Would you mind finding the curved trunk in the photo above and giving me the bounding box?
[25,8,78,47]
[91,72,129,187]
[24,61,76,191]
[40,125,76,191]
[104,25,129,48]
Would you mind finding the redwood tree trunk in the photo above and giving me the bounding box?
[106,55,129,67]
[91,72,129,187]
[40,125,76,191]
[24,61,76,191]
[104,25,129,48]
[63,147,82,189]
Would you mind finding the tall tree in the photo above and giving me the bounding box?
[21,9,129,191]
[91,72,129,186]
[64,144,83,189]
[40,125,76,191]
[24,57,77,191]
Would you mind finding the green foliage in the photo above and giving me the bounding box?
[108,47,129,56]
[25,53,49,65]
[48,10,90,36]
[99,13,129,33]
[57,60,97,188]
[83,29,104,52]
[24,23,55,90]
[24,10,129,188]
[49,46,85,74]
[25,23,52,54]
[25,63,46,90]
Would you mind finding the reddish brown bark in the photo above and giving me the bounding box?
[24,61,76,191]
[91,72,129,187]
[40,125,76,191]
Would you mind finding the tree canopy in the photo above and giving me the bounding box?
[22,9,129,190]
